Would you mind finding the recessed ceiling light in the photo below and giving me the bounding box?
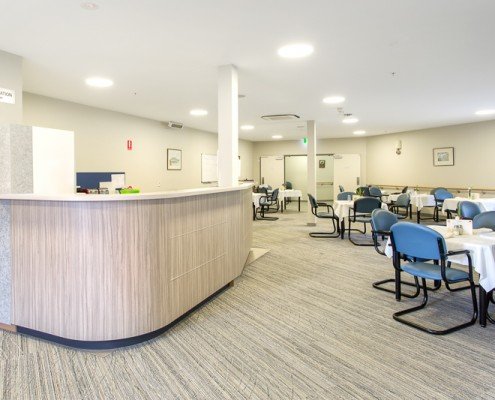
[272,135,283,139]
[240,125,254,130]
[190,109,208,116]
[81,2,99,10]
[342,116,359,124]
[323,96,345,104]
[475,109,495,116]
[85,77,113,88]
[353,130,366,135]
[277,43,314,59]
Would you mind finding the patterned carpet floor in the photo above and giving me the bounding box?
[1,204,495,399]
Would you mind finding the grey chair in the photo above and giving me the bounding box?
[369,186,384,201]
[389,193,411,219]
[473,211,495,230]
[258,188,279,220]
[307,194,339,238]
[348,197,382,246]
[458,201,482,220]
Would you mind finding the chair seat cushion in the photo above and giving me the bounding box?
[354,216,371,223]
[316,212,336,219]
[402,262,469,282]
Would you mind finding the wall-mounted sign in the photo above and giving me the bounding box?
[0,88,15,104]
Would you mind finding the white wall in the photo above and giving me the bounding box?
[252,137,367,185]
[366,120,495,188]
[0,50,23,124]
[23,93,253,192]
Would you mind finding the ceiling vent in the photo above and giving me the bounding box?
[261,114,300,121]
[166,121,183,129]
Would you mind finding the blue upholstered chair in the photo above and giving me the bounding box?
[369,186,383,200]
[430,187,454,221]
[307,193,339,238]
[370,210,421,298]
[388,193,411,219]
[337,191,354,201]
[473,211,495,230]
[347,197,382,246]
[458,201,482,220]
[390,222,478,334]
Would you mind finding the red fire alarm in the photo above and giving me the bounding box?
[127,140,133,150]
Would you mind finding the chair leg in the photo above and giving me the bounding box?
[393,278,478,335]
[373,277,420,298]
[309,218,340,238]
[348,221,374,246]
[256,206,278,221]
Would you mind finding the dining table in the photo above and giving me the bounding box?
[278,189,302,212]
[442,196,495,214]
[385,225,495,327]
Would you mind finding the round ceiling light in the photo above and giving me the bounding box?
[272,135,283,139]
[277,43,314,59]
[81,2,99,10]
[353,130,366,135]
[190,109,208,116]
[85,77,113,88]
[323,96,345,104]
[475,109,495,116]
[240,125,254,130]
[342,116,359,124]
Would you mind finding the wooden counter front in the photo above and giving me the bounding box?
[5,185,252,344]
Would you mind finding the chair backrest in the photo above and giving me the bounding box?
[307,193,318,211]
[473,211,495,230]
[390,222,446,261]
[354,197,381,214]
[369,186,382,197]
[395,193,410,207]
[339,185,345,193]
[371,209,398,233]
[271,188,279,200]
[285,181,293,189]
[458,201,482,220]
[337,191,354,200]
[401,186,409,193]
[430,187,448,194]
[431,188,453,201]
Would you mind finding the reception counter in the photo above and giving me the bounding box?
[0,184,253,348]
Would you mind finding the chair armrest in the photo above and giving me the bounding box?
[447,249,471,257]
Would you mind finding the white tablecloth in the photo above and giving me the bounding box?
[442,197,495,213]
[410,194,436,210]
[333,200,388,222]
[385,225,495,292]
[252,193,263,209]
[279,189,302,200]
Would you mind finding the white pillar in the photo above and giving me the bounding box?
[0,50,23,124]
[217,65,238,187]
[307,120,317,225]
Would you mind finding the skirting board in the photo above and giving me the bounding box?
[0,322,17,333]
[245,248,270,265]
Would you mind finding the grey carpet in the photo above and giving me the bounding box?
[1,205,495,399]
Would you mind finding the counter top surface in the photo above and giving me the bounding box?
[0,183,253,202]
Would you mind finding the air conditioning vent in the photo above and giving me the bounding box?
[167,121,183,129]
[261,114,300,121]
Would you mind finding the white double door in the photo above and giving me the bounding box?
[260,154,360,202]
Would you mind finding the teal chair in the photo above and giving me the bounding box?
[458,201,481,220]
[390,222,477,334]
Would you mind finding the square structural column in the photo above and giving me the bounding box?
[307,121,317,225]
[217,65,239,187]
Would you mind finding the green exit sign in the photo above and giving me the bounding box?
[302,137,308,144]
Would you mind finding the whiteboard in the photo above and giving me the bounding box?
[201,153,241,183]
[201,154,218,183]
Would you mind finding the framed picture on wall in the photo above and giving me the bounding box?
[433,147,454,166]
[319,160,326,168]
[167,148,182,170]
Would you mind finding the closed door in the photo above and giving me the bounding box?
[316,155,334,201]
[284,155,307,198]
[333,154,361,200]
[260,156,284,188]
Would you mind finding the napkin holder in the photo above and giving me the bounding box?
[446,219,473,235]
